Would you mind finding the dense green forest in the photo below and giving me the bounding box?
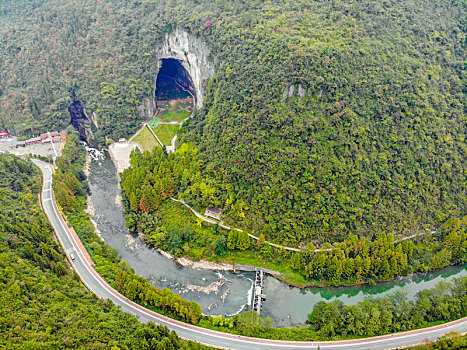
[0,153,206,349]
[308,276,467,338]
[52,132,289,339]
[2,149,467,347]
[53,133,205,324]
[1,0,466,244]
[121,146,467,285]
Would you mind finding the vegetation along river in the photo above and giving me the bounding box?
[88,152,467,327]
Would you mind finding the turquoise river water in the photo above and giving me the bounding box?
[87,153,467,327]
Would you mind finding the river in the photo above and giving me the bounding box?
[87,153,467,327]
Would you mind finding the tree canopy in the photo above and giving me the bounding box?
[0,153,205,349]
[0,0,466,245]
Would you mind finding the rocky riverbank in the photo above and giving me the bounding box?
[153,243,235,271]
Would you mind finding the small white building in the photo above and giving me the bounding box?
[205,207,222,220]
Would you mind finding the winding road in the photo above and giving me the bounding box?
[32,159,467,350]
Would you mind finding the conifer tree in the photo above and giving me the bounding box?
[130,192,139,212]
[236,231,250,251]
[227,229,238,250]
[257,233,265,248]
[140,193,150,213]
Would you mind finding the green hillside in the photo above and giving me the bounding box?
[0,0,466,244]
[0,154,205,349]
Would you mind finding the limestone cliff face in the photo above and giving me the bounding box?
[280,84,309,102]
[157,28,215,110]
[137,97,157,121]
[69,100,97,147]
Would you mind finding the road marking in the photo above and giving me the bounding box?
[34,159,467,350]
[64,207,467,348]
[44,198,52,202]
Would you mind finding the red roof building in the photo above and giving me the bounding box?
[26,137,41,145]
[0,131,9,138]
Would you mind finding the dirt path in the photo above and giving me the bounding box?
[170,197,303,252]
[395,229,435,243]
[169,198,435,254]
[164,113,192,153]
[166,134,177,153]
[151,97,194,153]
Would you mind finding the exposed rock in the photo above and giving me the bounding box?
[185,280,224,294]
[157,28,215,110]
[85,195,95,217]
[288,84,295,97]
[90,111,99,128]
[125,233,137,250]
[298,84,306,99]
[137,96,157,120]
[108,141,141,173]
[176,257,234,271]
[158,248,175,260]
[83,152,91,177]
[280,83,307,102]
[115,194,123,208]
[208,302,218,311]
[69,100,96,147]
[221,288,230,303]
[85,195,103,240]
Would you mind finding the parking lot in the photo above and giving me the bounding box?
[1,139,65,158]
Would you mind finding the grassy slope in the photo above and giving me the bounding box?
[157,99,193,123]
[159,110,191,123]
[153,124,179,146]
[132,126,159,151]
[147,117,161,128]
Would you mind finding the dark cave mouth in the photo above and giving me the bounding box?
[155,58,195,106]
[68,100,88,142]
[68,99,97,147]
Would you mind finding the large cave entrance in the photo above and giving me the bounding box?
[151,59,195,150]
[155,58,195,110]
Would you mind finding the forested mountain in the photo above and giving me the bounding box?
[1,0,466,244]
[0,153,206,349]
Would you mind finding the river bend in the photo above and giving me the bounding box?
[88,154,467,326]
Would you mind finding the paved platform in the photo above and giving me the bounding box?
[108,141,141,173]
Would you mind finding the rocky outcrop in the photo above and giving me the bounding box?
[89,111,99,128]
[69,100,96,147]
[280,83,310,102]
[137,96,157,120]
[157,28,215,110]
